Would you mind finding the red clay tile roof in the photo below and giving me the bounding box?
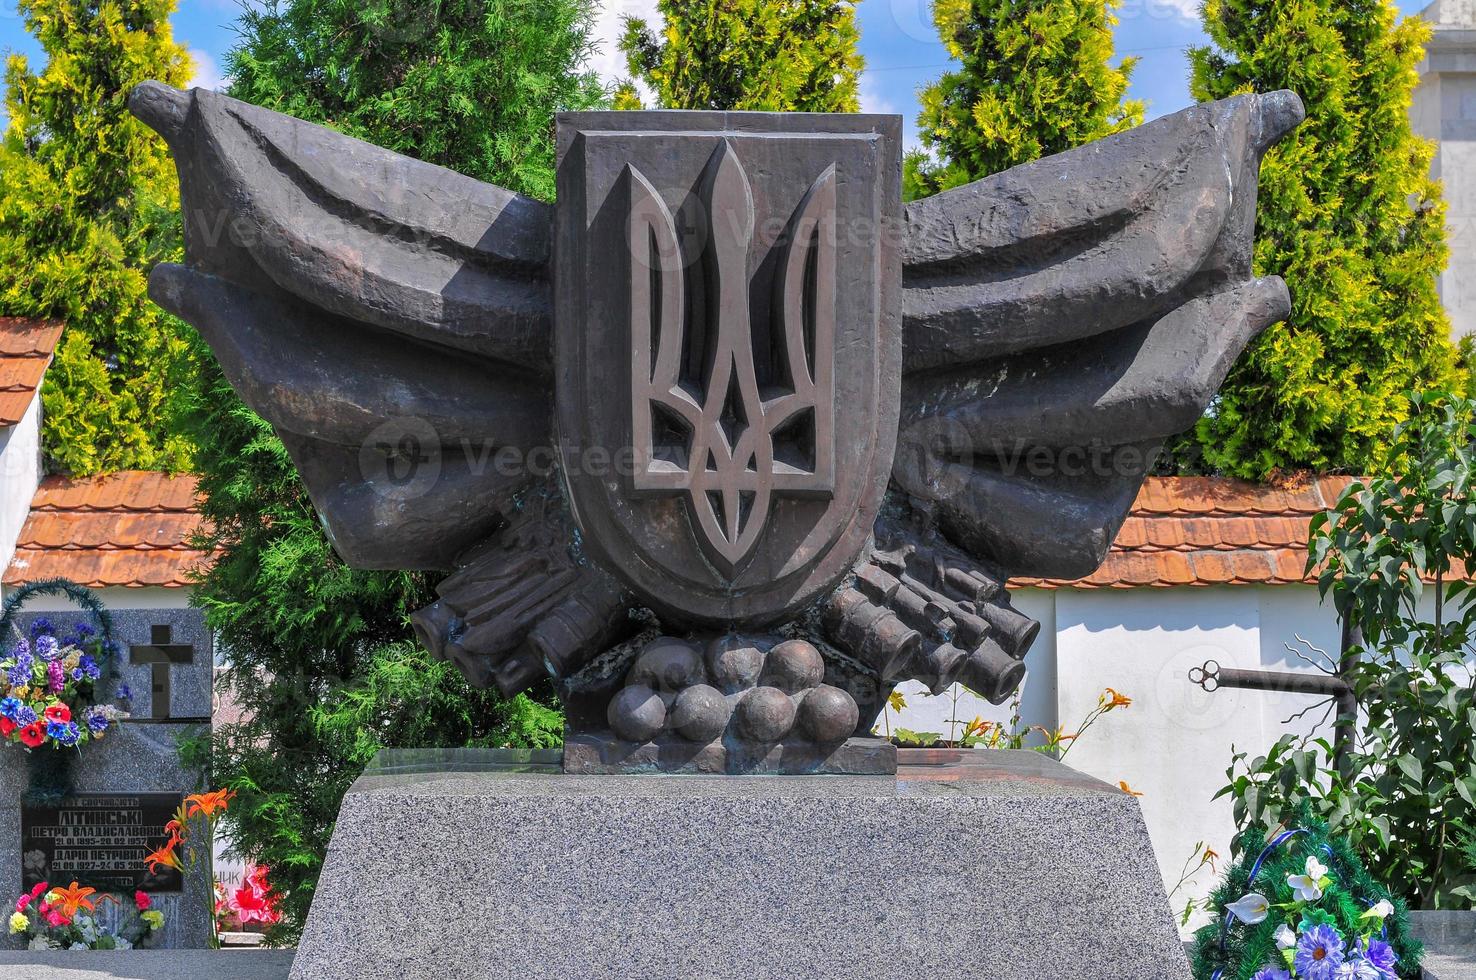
[4,472,206,589]
[1015,475,1357,589]
[0,318,63,426]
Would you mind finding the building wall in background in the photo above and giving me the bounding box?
[0,395,42,578]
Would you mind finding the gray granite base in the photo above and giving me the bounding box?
[1412,911,1476,980]
[0,949,295,979]
[293,748,1189,979]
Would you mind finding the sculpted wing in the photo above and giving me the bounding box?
[129,82,552,571]
[896,91,1305,580]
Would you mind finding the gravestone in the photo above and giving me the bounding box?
[0,608,214,949]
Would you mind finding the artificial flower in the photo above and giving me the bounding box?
[140,909,164,931]
[185,788,235,818]
[49,882,96,918]
[33,636,59,662]
[0,697,19,720]
[1276,924,1298,949]
[41,704,70,725]
[1252,969,1290,980]
[0,718,14,738]
[1295,923,1346,980]
[1362,900,1395,920]
[1289,855,1329,902]
[45,661,64,694]
[46,722,80,747]
[134,891,150,911]
[17,722,45,748]
[43,910,68,929]
[8,911,27,934]
[1363,937,1399,978]
[30,882,48,900]
[1227,892,1270,925]
[14,894,30,913]
[144,836,182,874]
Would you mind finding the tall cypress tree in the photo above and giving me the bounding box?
[197,0,603,937]
[905,0,1144,198]
[616,0,863,111]
[0,0,196,473]
[1185,0,1457,477]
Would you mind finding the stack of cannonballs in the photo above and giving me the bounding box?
[606,635,862,748]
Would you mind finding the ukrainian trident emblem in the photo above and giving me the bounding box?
[555,113,903,627]
[628,142,837,575]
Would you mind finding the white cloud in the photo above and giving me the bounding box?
[858,72,899,116]
[187,48,225,92]
[1117,0,1201,22]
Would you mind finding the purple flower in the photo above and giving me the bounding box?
[1363,938,1398,978]
[7,652,34,687]
[46,721,79,746]
[34,635,59,662]
[1296,924,1347,980]
[117,682,132,702]
[28,619,54,640]
[46,661,65,694]
[6,638,30,660]
[1253,969,1291,980]
[13,704,36,726]
[82,707,109,735]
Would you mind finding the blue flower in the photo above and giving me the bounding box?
[33,635,59,662]
[28,619,54,640]
[1296,924,1346,980]
[1253,968,1291,980]
[6,651,34,687]
[1363,938,1398,978]
[13,705,36,726]
[117,683,132,702]
[46,721,80,746]
[82,708,109,735]
[6,638,29,660]
[0,697,20,721]
[77,655,99,681]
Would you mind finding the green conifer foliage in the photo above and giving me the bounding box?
[905,0,1144,198]
[194,0,603,937]
[0,0,196,473]
[1185,0,1457,478]
[615,0,862,111]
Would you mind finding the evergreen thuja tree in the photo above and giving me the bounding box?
[0,0,196,473]
[615,0,863,111]
[197,0,602,938]
[1182,0,1457,478]
[905,0,1144,198]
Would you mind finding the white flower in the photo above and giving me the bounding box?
[114,938,132,951]
[1288,855,1328,902]
[1276,924,1298,948]
[1227,892,1270,924]
[67,942,87,951]
[1363,899,1395,920]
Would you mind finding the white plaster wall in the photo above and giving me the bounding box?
[16,586,194,611]
[1415,1,1476,337]
[0,395,43,579]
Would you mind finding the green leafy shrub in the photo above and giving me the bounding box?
[1191,808,1421,979]
[905,0,1143,199]
[1221,392,1476,908]
[615,0,862,111]
[1180,0,1458,477]
[0,0,197,473]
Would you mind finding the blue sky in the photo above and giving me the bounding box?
[0,0,1435,149]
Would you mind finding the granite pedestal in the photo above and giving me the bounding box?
[293,749,1189,979]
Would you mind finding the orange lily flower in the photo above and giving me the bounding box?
[50,882,96,917]
[1102,687,1133,710]
[185,788,235,818]
[144,835,182,874]
[1118,780,1144,797]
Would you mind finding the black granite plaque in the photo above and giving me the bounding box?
[20,792,184,892]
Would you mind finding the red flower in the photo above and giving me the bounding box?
[29,882,48,900]
[134,890,151,911]
[42,704,70,725]
[17,723,45,748]
[0,717,15,737]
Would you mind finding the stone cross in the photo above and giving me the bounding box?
[129,624,195,721]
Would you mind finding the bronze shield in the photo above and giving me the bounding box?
[555,111,901,628]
